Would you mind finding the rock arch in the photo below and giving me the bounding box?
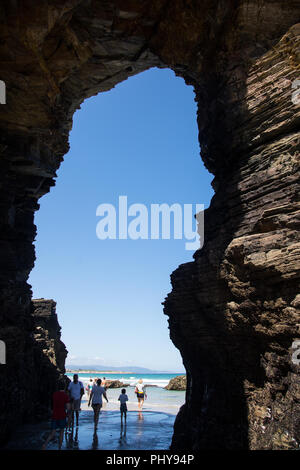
[0,1,299,449]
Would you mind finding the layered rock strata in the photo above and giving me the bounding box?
[164,19,300,450]
[31,298,67,380]
[0,0,299,448]
[0,298,67,444]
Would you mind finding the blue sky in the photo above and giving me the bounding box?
[29,67,214,372]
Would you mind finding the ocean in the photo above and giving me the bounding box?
[67,372,181,387]
[67,373,186,413]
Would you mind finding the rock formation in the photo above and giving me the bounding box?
[0,0,299,449]
[105,380,130,389]
[165,375,186,391]
[31,299,67,377]
[0,298,67,444]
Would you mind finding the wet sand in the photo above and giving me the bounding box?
[4,396,179,450]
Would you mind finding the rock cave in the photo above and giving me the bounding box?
[0,0,299,450]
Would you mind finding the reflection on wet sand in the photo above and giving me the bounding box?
[119,422,127,444]
[92,430,98,450]
[4,408,176,450]
[66,425,79,449]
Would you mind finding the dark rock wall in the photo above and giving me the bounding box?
[31,298,67,417]
[0,0,299,448]
[31,298,67,376]
[0,298,67,444]
[164,17,300,450]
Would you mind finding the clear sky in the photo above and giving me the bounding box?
[29,67,214,372]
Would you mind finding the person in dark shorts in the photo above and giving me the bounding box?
[135,379,147,410]
[118,388,128,424]
[42,379,70,450]
[88,378,108,427]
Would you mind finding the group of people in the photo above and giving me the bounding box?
[85,376,107,397]
[42,374,148,450]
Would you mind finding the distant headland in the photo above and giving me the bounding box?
[66,369,131,374]
[66,364,185,374]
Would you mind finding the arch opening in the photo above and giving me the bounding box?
[0,0,299,451]
[27,67,214,449]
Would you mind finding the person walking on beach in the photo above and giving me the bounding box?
[86,378,93,398]
[42,379,70,450]
[135,379,147,410]
[68,374,84,427]
[118,388,128,425]
[88,378,108,427]
[102,377,107,389]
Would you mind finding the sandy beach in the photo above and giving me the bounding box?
[4,394,181,451]
[3,373,185,450]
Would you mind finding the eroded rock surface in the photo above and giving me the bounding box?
[165,375,186,391]
[0,0,299,448]
[31,298,67,376]
[0,298,67,444]
[105,380,130,389]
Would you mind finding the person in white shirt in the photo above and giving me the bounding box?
[88,378,108,427]
[118,388,129,424]
[134,379,147,410]
[67,374,84,427]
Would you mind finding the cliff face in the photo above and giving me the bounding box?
[31,299,68,421]
[0,0,299,448]
[31,299,67,378]
[164,136,300,449]
[0,298,67,443]
[163,18,300,449]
